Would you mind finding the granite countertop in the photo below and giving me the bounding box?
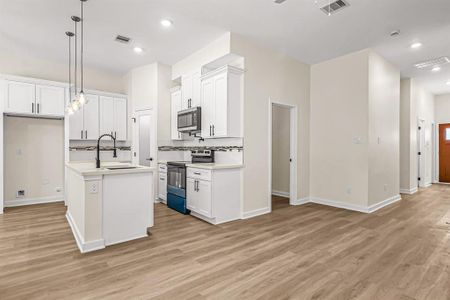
[186,163,244,170]
[70,146,131,151]
[66,161,156,176]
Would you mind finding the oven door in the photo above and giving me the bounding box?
[167,164,186,191]
[177,107,201,132]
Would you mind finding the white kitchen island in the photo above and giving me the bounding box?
[65,162,155,253]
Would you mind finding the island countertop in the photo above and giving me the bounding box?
[66,161,156,176]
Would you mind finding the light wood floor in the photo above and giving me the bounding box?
[1,185,450,300]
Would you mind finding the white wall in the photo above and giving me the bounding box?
[272,105,290,195]
[435,94,450,124]
[0,49,125,94]
[367,52,400,206]
[4,116,64,205]
[310,49,370,207]
[311,49,400,209]
[230,33,310,214]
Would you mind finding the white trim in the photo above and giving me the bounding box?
[66,212,105,253]
[242,207,271,219]
[309,197,369,213]
[268,99,298,212]
[367,195,402,213]
[424,183,432,188]
[5,196,64,207]
[400,187,418,195]
[292,197,310,205]
[272,190,290,198]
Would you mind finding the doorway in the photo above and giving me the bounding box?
[439,123,450,183]
[269,101,297,212]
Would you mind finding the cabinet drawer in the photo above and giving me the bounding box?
[158,164,167,173]
[187,168,211,181]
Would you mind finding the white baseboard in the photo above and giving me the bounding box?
[272,190,290,198]
[66,212,105,253]
[292,197,310,205]
[5,196,64,207]
[368,194,402,213]
[400,187,418,195]
[309,197,369,213]
[242,207,271,219]
[424,183,432,188]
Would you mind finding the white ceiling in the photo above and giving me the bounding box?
[1,0,450,94]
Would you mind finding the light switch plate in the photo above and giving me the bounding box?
[89,183,98,194]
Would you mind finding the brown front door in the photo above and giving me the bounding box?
[439,123,450,183]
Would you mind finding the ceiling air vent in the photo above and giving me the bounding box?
[414,56,450,69]
[274,0,288,3]
[115,35,131,44]
[320,0,350,15]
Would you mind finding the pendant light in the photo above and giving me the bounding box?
[78,0,88,105]
[65,31,75,115]
[71,15,81,112]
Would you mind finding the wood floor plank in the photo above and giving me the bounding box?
[1,185,450,299]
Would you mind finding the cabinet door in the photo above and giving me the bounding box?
[83,94,99,140]
[6,81,35,114]
[200,77,214,138]
[158,172,167,201]
[181,74,192,110]
[191,71,201,107]
[69,108,84,140]
[99,96,115,138]
[171,90,182,140]
[212,73,228,138]
[36,85,65,116]
[114,98,127,141]
[196,180,212,218]
[186,178,197,211]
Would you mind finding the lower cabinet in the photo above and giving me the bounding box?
[158,172,167,203]
[186,167,241,224]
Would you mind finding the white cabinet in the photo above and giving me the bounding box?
[69,94,100,140]
[186,167,241,224]
[36,85,65,116]
[4,81,65,117]
[100,96,127,141]
[171,87,182,140]
[181,71,201,110]
[158,172,167,203]
[200,66,243,139]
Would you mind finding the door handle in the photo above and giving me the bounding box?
[146,158,153,161]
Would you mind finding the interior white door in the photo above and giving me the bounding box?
[36,85,65,116]
[196,180,212,217]
[69,108,84,140]
[201,77,214,138]
[212,73,228,138]
[171,90,182,140]
[418,120,426,187]
[83,94,99,140]
[114,98,127,141]
[135,110,155,168]
[6,81,35,114]
[186,178,197,211]
[100,96,115,138]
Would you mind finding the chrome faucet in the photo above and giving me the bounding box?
[96,134,117,168]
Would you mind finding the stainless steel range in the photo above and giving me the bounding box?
[166,150,214,214]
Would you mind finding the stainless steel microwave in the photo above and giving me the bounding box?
[177,107,201,133]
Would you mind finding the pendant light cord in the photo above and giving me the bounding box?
[81,1,84,93]
[74,20,77,96]
[68,35,72,98]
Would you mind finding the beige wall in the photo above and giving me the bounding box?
[4,116,64,203]
[310,49,370,207]
[311,49,400,208]
[231,33,311,213]
[0,49,125,94]
[367,52,400,205]
[435,94,450,124]
[272,105,290,194]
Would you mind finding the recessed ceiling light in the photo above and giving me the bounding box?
[133,47,144,53]
[161,19,173,27]
[432,66,441,72]
[411,42,422,49]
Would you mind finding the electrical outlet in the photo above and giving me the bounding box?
[16,190,25,198]
[55,187,62,193]
[89,183,98,194]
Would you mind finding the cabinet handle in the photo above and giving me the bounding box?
[209,125,212,136]
[212,125,215,136]
[37,103,40,114]
[194,172,201,175]
[196,180,199,192]
[160,178,165,181]
[85,130,87,139]
[115,131,117,139]
[32,103,35,113]
[81,130,83,139]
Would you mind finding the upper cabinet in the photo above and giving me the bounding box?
[181,71,201,110]
[170,87,182,140]
[100,96,127,141]
[200,66,243,139]
[69,94,99,140]
[4,80,65,117]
